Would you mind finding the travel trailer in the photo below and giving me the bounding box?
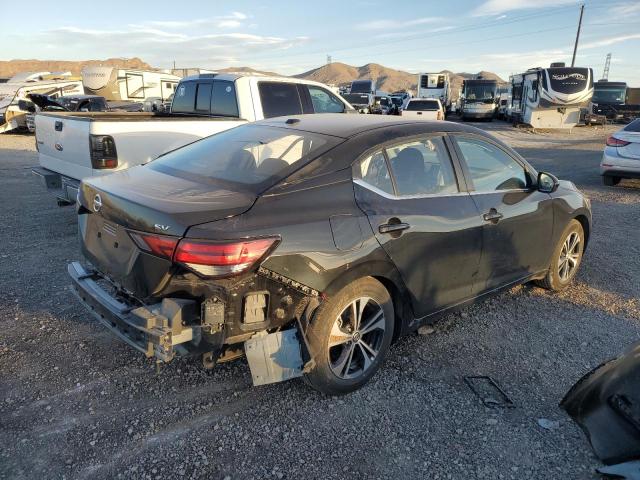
[417,73,451,112]
[460,78,498,121]
[0,72,84,133]
[509,63,594,129]
[81,67,180,102]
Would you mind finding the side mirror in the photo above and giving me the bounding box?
[538,171,559,193]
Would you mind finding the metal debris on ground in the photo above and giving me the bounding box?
[464,376,515,409]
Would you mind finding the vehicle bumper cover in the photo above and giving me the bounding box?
[561,341,640,465]
[68,261,197,362]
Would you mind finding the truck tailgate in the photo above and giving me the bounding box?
[36,113,92,180]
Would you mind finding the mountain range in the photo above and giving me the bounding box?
[0,58,506,96]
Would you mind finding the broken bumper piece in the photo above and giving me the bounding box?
[561,341,640,466]
[68,262,197,362]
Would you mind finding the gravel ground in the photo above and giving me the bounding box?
[1,121,639,480]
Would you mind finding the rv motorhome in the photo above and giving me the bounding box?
[417,73,451,112]
[81,67,180,102]
[460,78,498,121]
[509,63,594,129]
[586,80,640,124]
[0,72,84,133]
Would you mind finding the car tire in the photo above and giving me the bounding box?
[304,277,394,395]
[603,175,620,186]
[535,219,584,291]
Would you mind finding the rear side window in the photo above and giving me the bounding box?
[454,137,528,191]
[308,86,345,113]
[259,82,303,118]
[406,100,440,111]
[354,151,394,195]
[171,82,197,113]
[386,137,458,196]
[211,80,239,117]
[195,83,212,112]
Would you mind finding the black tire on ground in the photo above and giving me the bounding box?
[535,219,585,291]
[303,277,394,395]
[603,175,620,186]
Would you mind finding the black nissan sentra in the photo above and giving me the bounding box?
[70,114,591,394]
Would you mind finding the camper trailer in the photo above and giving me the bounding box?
[509,63,594,129]
[0,72,84,133]
[460,78,498,121]
[81,67,180,102]
[417,73,451,112]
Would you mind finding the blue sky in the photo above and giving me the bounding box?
[2,0,639,84]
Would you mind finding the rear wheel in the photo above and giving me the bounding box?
[535,219,584,291]
[304,278,394,395]
[603,175,620,186]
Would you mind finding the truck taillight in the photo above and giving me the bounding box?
[129,232,278,278]
[174,238,279,277]
[90,135,118,169]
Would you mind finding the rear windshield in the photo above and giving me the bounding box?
[406,100,440,111]
[171,79,239,117]
[350,81,373,94]
[624,119,640,132]
[148,125,341,191]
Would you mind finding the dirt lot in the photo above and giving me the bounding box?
[1,121,639,480]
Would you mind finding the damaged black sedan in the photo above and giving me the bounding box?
[69,114,592,394]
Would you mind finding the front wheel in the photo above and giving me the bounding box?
[304,277,394,395]
[535,219,584,291]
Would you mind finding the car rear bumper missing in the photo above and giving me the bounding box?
[68,261,196,362]
[31,167,79,206]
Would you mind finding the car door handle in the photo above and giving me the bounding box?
[379,222,411,234]
[482,209,504,223]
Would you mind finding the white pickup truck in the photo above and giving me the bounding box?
[32,73,354,205]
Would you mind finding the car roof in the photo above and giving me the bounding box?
[259,113,477,139]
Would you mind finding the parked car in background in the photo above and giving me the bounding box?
[371,95,392,115]
[25,94,109,132]
[68,114,591,395]
[600,118,640,186]
[402,98,444,120]
[31,73,353,206]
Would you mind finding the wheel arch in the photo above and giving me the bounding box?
[320,259,414,342]
[574,213,591,249]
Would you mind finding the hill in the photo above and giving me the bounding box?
[0,57,154,79]
[294,62,506,97]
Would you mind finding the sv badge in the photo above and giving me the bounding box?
[154,224,170,232]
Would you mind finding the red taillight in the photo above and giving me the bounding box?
[606,135,630,147]
[129,232,178,259]
[174,238,278,277]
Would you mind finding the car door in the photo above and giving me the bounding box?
[450,134,554,293]
[353,135,483,318]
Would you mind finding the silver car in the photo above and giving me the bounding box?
[601,119,640,186]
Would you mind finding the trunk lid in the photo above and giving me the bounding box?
[78,165,257,297]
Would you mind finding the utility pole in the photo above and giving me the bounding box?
[602,53,611,80]
[326,55,332,65]
[571,4,584,67]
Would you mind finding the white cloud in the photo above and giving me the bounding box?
[471,0,577,16]
[357,17,442,30]
[580,33,640,50]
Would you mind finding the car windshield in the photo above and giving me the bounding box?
[406,100,440,111]
[148,125,341,191]
[592,86,626,104]
[464,84,496,103]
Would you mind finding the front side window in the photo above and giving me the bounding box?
[454,137,528,191]
[308,86,345,113]
[385,137,458,196]
[258,82,303,118]
[354,151,394,195]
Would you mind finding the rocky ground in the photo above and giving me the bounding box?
[1,120,638,480]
